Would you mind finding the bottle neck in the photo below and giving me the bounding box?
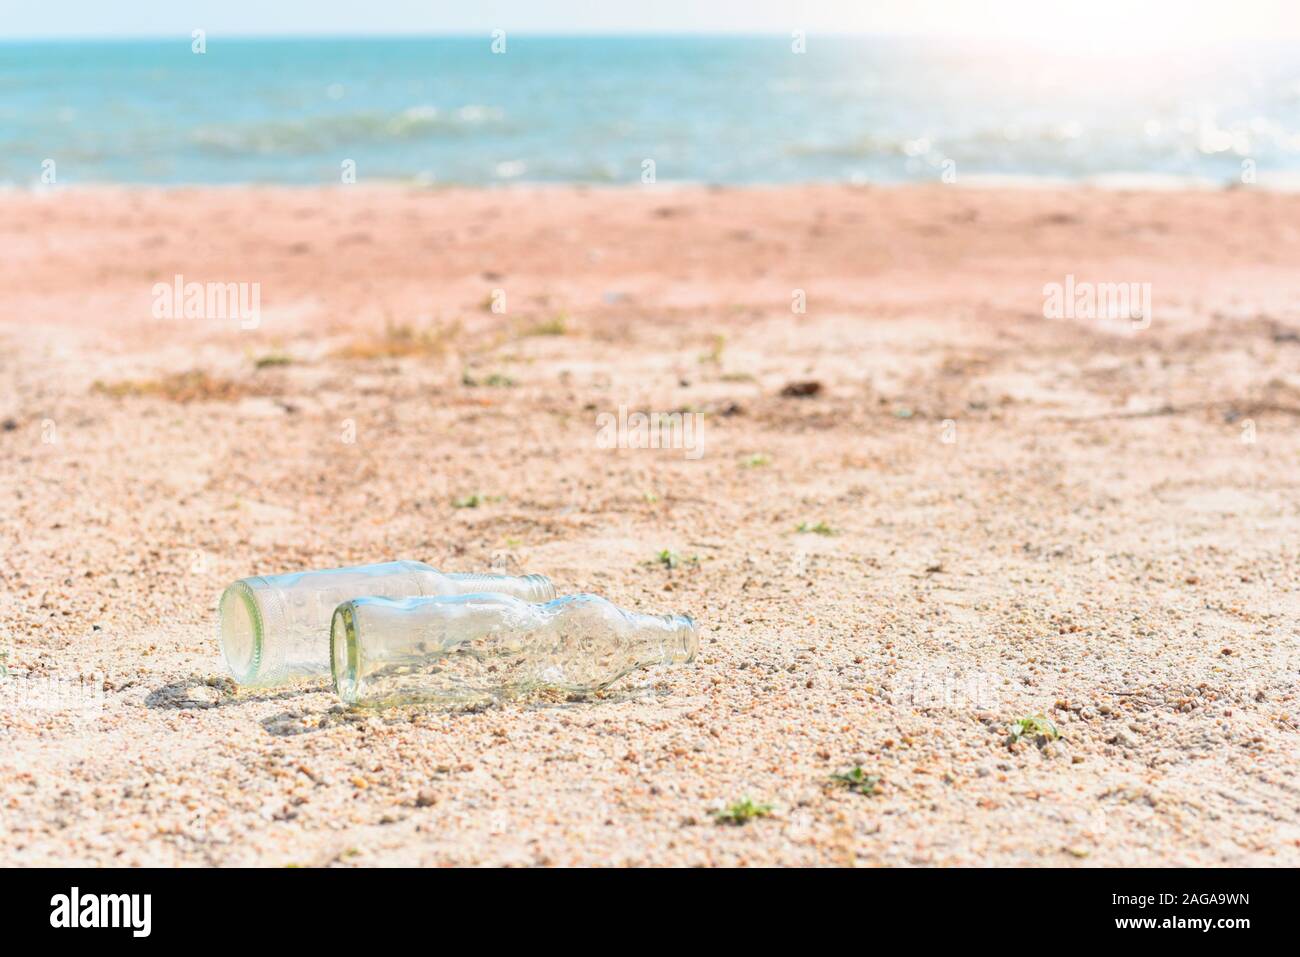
[644,613,698,665]
[438,571,557,603]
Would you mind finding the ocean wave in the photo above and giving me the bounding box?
[784,118,1300,167]
[189,104,506,156]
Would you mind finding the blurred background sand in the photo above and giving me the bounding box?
[1,183,1298,865]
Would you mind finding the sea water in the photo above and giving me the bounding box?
[1,35,1297,186]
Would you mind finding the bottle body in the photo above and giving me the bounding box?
[331,593,698,708]
[219,561,555,687]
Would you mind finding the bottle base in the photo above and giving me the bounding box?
[219,581,264,685]
[330,604,360,704]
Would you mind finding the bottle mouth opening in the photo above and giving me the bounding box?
[669,614,699,664]
[219,582,263,684]
[526,574,558,602]
[331,604,360,704]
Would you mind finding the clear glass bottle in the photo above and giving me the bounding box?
[331,593,698,708]
[219,561,555,687]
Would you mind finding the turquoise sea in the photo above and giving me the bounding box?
[1,35,1298,185]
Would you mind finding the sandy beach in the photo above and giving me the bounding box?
[1,183,1298,866]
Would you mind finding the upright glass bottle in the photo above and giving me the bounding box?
[331,592,698,708]
[219,561,555,687]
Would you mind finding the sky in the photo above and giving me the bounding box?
[4,0,1299,43]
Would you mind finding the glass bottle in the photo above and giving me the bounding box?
[331,592,697,708]
[219,561,555,687]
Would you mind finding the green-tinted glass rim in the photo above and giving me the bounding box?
[330,603,361,703]
[220,580,264,683]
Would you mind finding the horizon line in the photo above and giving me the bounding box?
[3,29,1293,49]
[2,30,914,41]
[0,29,1192,43]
